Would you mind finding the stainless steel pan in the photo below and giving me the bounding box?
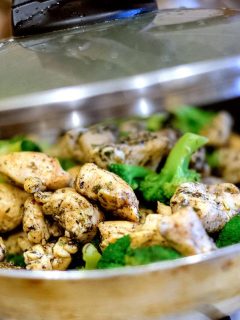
[1,8,240,320]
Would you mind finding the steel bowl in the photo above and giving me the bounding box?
[1,9,240,320]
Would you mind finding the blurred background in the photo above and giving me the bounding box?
[0,0,239,40]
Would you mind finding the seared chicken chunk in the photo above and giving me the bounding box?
[5,232,31,254]
[0,237,6,262]
[130,214,167,248]
[65,124,176,170]
[228,133,240,150]
[157,202,172,216]
[200,111,233,147]
[216,148,240,184]
[160,207,216,256]
[99,214,167,250]
[75,163,139,222]
[0,183,29,232]
[35,188,103,243]
[171,182,240,233]
[99,221,137,250]
[24,237,78,271]
[0,152,70,190]
[23,197,50,245]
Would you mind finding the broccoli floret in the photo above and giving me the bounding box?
[207,150,219,169]
[97,235,131,269]
[0,137,42,155]
[125,246,182,266]
[58,158,77,171]
[6,254,26,268]
[147,113,167,132]
[140,133,208,203]
[97,236,182,269]
[216,215,240,248]
[172,106,216,134]
[82,243,102,270]
[108,163,153,190]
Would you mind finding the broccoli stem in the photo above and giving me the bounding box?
[160,133,208,182]
[82,243,102,270]
[140,133,208,203]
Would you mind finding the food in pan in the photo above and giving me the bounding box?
[0,106,239,271]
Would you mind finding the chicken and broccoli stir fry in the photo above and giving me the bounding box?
[0,106,240,271]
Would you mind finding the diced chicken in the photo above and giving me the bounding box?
[171,182,240,233]
[117,129,177,171]
[160,207,216,256]
[200,111,233,147]
[0,262,21,270]
[157,202,172,216]
[75,163,139,222]
[65,124,177,170]
[5,232,31,254]
[228,133,240,150]
[23,197,50,245]
[0,183,29,232]
[0,152,70,190]
[98,221,137,250]
[24,237,78,271]
[68,165,82,186]
[216,148,240,184]
[131,214,167,248]
[34,188,104,243]
[46,218,64,238]
[0,237,6,262]
[190,148,210,177]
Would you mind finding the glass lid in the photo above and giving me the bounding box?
[1,8,240,104]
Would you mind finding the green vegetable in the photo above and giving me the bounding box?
[58,158,77,171]
[97,235,131,269]
[147,113,167,132]
[207,151,219,169]
[0,137,42,155]
[125,246,182,266]
[6,254,26,268]
[140,133,208,203]
[172,106,215,134]
[108,163,153,190]
[82,243,102,270]
[216,215,240,248]
[97,235,182,269]
[20,139,42,152]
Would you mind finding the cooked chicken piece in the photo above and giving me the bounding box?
[131,214,167,248]
[228,133,240,150]
[201,176,225,185]
[171,182,240,233]
[46,218,64,238]
[0,183,29,232]
[139,207,155,223]
[119,119,146,133]
[23,197,50,245]
[24,237,78,271]
[49,128,86,160]
[117,129,177,170]
[160,207,216,256]
[216,148,240,184]
[0,237,6,262]
[157,202,172,216]
[35,188,103,243]
[68,123,176,170]
[5,232,31,254]
[98,221,137,250]
[0,152,70,190]
[190,148,210,177]
[67,165,82,187]
[99,214,167,250]
[200,111,233,147]
[75,163,139,222]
